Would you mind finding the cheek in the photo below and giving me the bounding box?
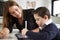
[36,21,41,27]
[40,19,45,26]
[39,21,42,26]
[11,14,17,18]
[37,20,43,27]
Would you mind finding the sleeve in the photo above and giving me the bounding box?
[23,9,39,30]
[53,29,60,40]
[26,24,58,40]
[15,20,25,32]
[6,20,15,33]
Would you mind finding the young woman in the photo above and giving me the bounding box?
[0,1,25,38]
[0,1,38,38]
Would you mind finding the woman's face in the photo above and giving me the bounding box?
[9,5,23,18]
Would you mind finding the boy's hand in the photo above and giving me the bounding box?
[22,28,28,35]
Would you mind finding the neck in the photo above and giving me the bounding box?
[18,17,23,25]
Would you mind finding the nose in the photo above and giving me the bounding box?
[36,21,38,24]
[36,21,39,24]
[15,11,19,16]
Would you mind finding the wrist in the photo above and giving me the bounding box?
[2,28,9,34]
[32,28,39,32]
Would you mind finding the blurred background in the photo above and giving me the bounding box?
[0,0,60,29]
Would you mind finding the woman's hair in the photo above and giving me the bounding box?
[3,1,22,28]
[33,7,50,19]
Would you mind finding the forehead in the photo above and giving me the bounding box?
[9,5,19,11]
[34,14,40,18]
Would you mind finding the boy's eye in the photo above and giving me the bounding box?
[36,18,40,21]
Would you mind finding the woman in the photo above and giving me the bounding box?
[0,1,25,38]
[0,1,38,38]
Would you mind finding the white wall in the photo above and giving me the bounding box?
[13,0,52,14]
[14,0,51,9]
[3,0,8,1]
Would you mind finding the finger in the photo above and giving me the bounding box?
[19,13,22,18]
[0,31,7,38]
[0,32,5,38]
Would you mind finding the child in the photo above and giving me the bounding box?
[22,7,60,40]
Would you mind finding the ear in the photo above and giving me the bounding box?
[43,15,48,19]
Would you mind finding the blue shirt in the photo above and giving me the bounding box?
[26,23,60,40]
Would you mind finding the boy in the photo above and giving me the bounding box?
[22,7,60,40]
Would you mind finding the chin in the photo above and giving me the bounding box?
[39,25,42,27]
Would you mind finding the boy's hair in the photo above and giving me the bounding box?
[33,7,50,19]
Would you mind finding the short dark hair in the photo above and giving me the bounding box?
[33,7,50,19]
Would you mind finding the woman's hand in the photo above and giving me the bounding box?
[0,28,9,39]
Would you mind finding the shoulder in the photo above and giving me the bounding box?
[43,22,58,31]
[48,22,57,28]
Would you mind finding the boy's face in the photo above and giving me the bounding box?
[34,14,46,27]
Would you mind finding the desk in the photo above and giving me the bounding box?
[0,29,19,40]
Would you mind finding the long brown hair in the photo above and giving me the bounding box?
[3,1,23,28]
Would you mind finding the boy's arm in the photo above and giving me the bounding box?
[26,25,58,40]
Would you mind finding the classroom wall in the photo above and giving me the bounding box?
[14,0,51,9]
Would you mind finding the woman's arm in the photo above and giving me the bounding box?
[0,27,10,38]
[0,18,15,38]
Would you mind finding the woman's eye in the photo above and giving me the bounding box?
[15,9,18,11]
[13,12,15,14]
[11,12,15,15]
